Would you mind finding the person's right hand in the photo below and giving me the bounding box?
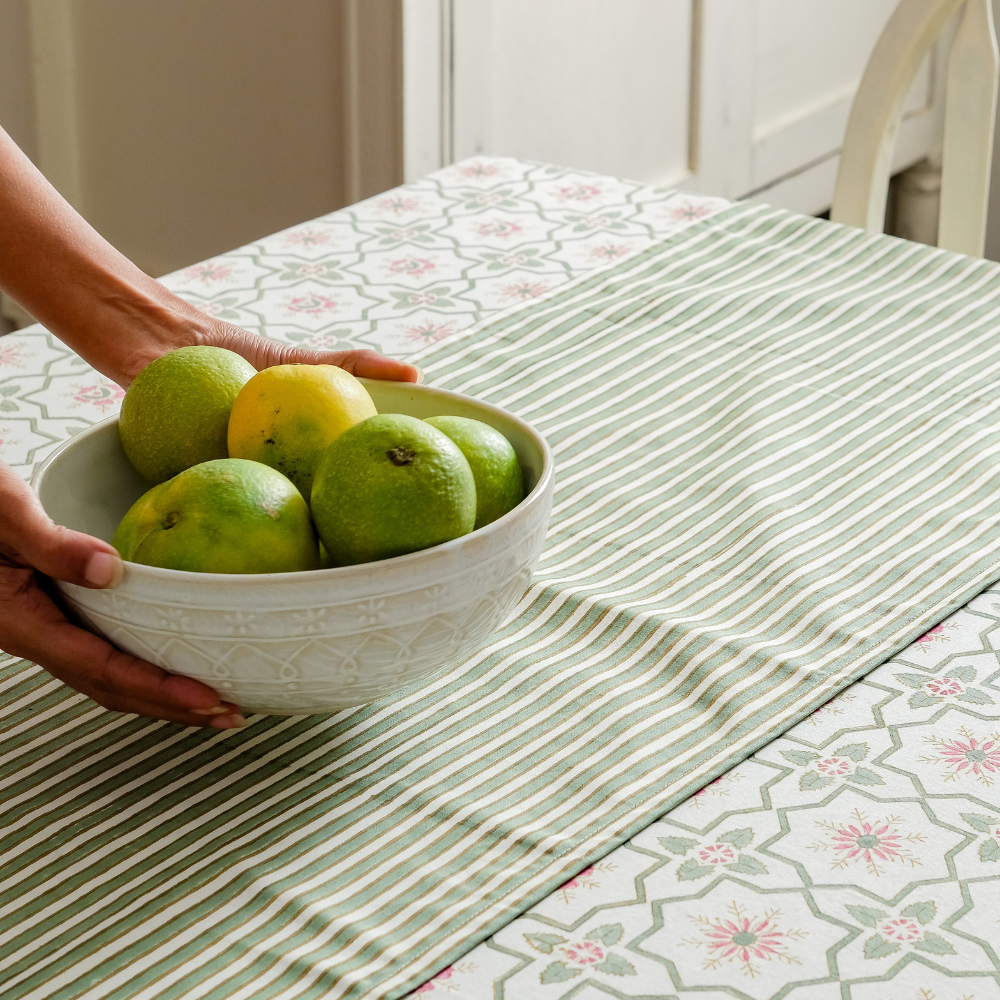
[0,461,244,728]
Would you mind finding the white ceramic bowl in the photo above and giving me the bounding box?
[31,379,553,714]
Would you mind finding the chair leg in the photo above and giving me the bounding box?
[938,0,999,257]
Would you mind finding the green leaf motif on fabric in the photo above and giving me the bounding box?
[863,934,900,959]
[979,838,1000,862]
[946,664,977,683]
[676,858,714,881]
[725,854,769,875]
[835,743,868,761]
[845,766,886,786]
[913,932,955,955]
[908,691,941,709]
[586,924,624,947]
[894,672,929,689]
[539,961,580,984]
[658,836,699,855]
[957,688,995,705]
[799,770,834,791]
[524,933,567,954]
[593,954,636,976]
[846,904,887,928]
[780,748,819,766]
[718,827,754,849]
[900,900,936,924]
[962,812,999,833]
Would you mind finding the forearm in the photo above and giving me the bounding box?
[0,127,210,386]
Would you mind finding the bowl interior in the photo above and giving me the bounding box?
[35,379,549,544]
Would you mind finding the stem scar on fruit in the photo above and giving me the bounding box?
[387,447,415,466]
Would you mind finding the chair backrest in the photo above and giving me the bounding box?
[831,0,999,257]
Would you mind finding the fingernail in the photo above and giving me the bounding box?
[85,551,125,589]
[192,706,232,716]
[210,714,248,730]
[411,365,425,384]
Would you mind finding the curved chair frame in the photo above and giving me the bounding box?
[831,0,999,256]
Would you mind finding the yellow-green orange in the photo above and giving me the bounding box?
[424,415,524,528]
[227,364,377,498]
[119,346,255,484]
[311,414,476,565]
[113,458,320,574]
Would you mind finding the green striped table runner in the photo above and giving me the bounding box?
[5,203,1000,999]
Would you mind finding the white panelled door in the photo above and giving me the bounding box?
[403,0,951,214]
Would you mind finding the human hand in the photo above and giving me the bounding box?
[0,463,244,728]
[111,303,421,389]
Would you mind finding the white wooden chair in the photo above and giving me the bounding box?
[831,0,999,257]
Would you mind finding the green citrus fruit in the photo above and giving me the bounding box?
[119,346,256,483]
[227,363,377,498]
[113,458,320,573]
[310,414,476,565]
[424,415,524,528]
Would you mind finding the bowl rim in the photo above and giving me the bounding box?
[31,379,555,586]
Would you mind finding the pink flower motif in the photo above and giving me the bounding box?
[389,256,436,277]
[880,917,921,943]
[560,940,604,967]
[558,183,602,202]
[830,821,903,863]
[693,776,724,798]
[69,382,125,411]
[458,161,500,179]
[286,293,338,315]
[376,195,421,215]
[936,737,1000,776]
[500,279,548,301]
[816,757,850,776]
[283,227,331,248]
[181,262,234,284]
[477,220,522,239]
[0,344,29,368]
[916,624,945,643]
[668,201,712,222]
[415,967,453,993]
[389,227,422,241]
[405,319,456,345]
[703,916,786,964]
[926,677,963,697]
[558,866,594,892]
[698,843,736,865]
[587,242,631,262]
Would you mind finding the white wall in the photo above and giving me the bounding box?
[0,0,401,278]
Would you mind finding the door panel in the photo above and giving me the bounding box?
[452,0,693,187]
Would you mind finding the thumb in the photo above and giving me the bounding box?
[0,461,124,589]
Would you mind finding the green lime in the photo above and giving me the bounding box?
[113,458,320,573]
[119,346,256,483]
[310,414,476,565]
[424,415,524,528]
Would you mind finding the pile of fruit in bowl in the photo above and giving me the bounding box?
[32,349,554,715]
[114,346,527,572]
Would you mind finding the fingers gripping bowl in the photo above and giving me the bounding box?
[31,380,554,715]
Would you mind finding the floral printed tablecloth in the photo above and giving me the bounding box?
[428,599,1000,1000]
[1,157,997,999]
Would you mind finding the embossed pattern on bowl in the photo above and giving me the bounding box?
[32,380,553,714]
